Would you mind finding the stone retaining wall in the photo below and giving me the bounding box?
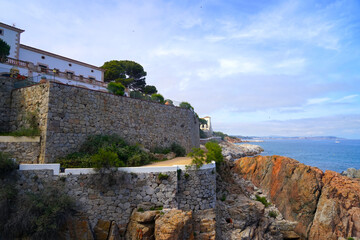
[16,163,216,228]
[0,136,40,163]
[9,82,199,163]
[0,77,16,132]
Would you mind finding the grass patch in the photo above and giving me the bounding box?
[255,195,270,207]
[0,128,40,137]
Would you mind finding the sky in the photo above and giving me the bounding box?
[1,0,360,139]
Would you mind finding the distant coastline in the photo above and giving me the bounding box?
[234,136,344,141]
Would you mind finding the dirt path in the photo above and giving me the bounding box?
[144,157,193,166]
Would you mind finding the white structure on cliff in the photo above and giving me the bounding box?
[200,116,213,137]
[0,22,107,91]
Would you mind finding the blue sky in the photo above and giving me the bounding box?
[1,0,360,138]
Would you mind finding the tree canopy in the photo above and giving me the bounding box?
[102,60,147,91]
[0,39,10,62]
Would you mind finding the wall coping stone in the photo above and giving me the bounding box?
[20,162,216,176]
[19,163,60,175]
[0,136,40,142]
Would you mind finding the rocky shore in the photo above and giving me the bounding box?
[235,155,360,240]
[220,141,264,160]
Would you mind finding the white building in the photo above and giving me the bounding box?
[0,22,107,91]
[200,116,213,137]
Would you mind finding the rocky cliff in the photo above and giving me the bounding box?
[234,155,360,240]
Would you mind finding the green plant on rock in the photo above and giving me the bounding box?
[255,195,270,207]
[92,148,124,170]
[348,237,355,240]
[158,173,169,181]
[170,143,186,157]
[220,194,226,201]
[268,211,278,218]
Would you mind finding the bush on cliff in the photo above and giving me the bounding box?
[2,187,74,239]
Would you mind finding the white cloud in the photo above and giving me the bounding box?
[307,97,332,105]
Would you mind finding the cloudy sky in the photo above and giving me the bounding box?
[1,0,360,138]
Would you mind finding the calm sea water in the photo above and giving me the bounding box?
[237,139,360,173]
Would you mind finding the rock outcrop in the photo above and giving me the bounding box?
[235,155,360,240]
[341,167,360,178]
[309,171,360,240]
[154,210,194,240]
[220,141,263,160]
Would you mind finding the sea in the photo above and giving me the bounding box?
[237,139,360,173]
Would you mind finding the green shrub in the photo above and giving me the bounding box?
[205,141,223,164]
[107,82,125,96]
[255,195,270,207]
[2,187,74,239]
[348,237,355,240]
[0,184,17,234]
[268,211,278,218]
[184,173,190,179]
[187,147,205,169]
[0,152,17,179]
[179,102,194,111]
[158,173,169,180]
[92,148,124,169]
[199,129,207,138]
[79,134,126,155]
[220,194,226,201]
[170,143,186,157]
[57,134,157,169]
[152,146,171,154]
[151,93,165,104]
[137,208,144,212]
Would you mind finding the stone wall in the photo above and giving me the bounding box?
[0,77,16,132]
[15,164,216,230]
[0,136,40,163]
[8,82,199,163]
[178,167,217,211]
[10,82,50,162]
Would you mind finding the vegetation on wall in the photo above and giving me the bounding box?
[0,110,40,137]
[107,82,125,96]
[57,134,185,169]
[0,39,10,62]
[0,152,18,179]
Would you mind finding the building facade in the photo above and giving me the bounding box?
[200,116,213,138]
[0,22,106,91]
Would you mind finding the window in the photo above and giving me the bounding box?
[79,75,84,80]
[91,70,94,73]
[66,71,74,79]
[41,56,45,59]
[39,64,48,73]
[89,77,95,80]
[68,63,72,67]
[53,68,60,75]
[0,29,3,35]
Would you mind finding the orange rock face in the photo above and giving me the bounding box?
[234,155,324,239]
[309,171,360,240]
[235,155,360,240]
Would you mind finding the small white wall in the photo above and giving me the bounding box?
[19,47,103,81]
[0,27,18,59]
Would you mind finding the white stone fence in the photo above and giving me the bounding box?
[19,161,216,176]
